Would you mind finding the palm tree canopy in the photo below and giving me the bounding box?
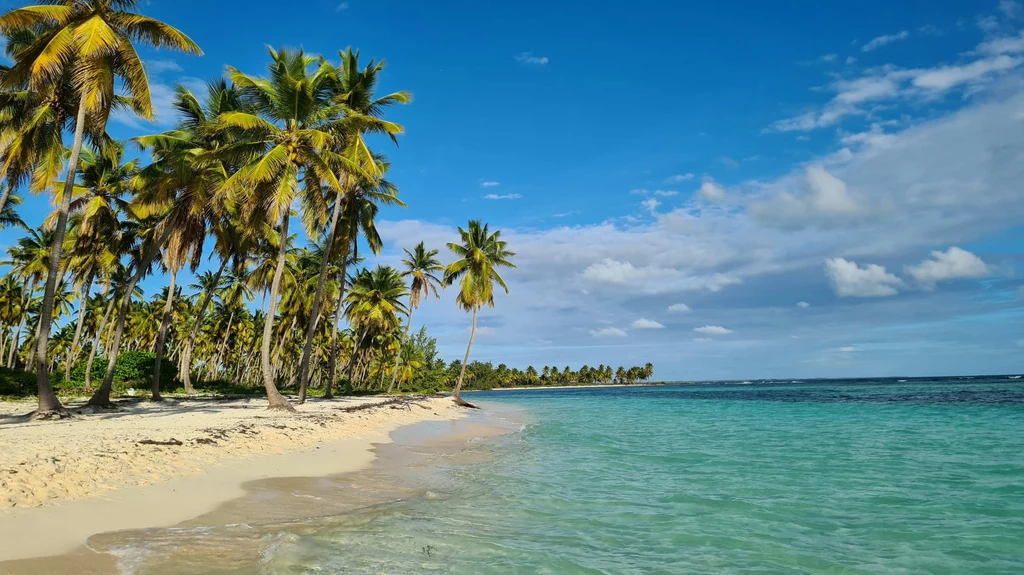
[401,241,443,310]
[443,220,516,311]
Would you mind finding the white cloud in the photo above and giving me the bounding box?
[654,190,679,197]
[336,1,349,11]
[481,181,500,187]
[692,337,713,342]
[483,193,522,200]
[516,52,549,65]
[838,346,858,352]
[819,53,838,63]
[552,210,580,218]
[750,165,864,226]
[697,177,727,202]
[825,258,903,297]
[474,326,497,337]
[797,301,811,308]
[720,156,739,168]
[846,56,857,65]
[144,59,182,74]
[862,30,909,52]
[913,55,1021,91]
[579,259,740,293]
[640,198,661,214]
[839,123,897,150]
[591,327,627,338]
[668,303,692,313]
[905,247,990,286]
[631,318,666,329]
[694,325,733,335]
[978,31,1024,55]
[666,173,694,183]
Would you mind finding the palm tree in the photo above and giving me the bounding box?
[296,48,409,403]
[442,221,515,404]
[0,0,201,416]
[643,362,654,382]
[387,242,442,393]
[216,47,368,411]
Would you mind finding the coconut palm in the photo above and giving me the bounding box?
[296,48,409,403]
[442,221,515,404]
[344,266,407,388]
[387,242,442,393]
[215,47,372,411]
[0,0,201,416]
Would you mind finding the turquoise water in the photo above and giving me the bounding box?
[243,377,1024,574]
[98,377,1024,574]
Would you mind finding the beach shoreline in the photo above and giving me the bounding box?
[0,395,467,564]
[467,382,669,392]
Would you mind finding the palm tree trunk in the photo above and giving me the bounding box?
[33,104,88,417]
[325,253,352,399]
[0,182,11,218]
[89,226,173,407]
[84,284,114,389]
[298,185,346,404]
[452,307,478,402]
[7,314,25,369]
[387,306,414,394]
[64,274,94,382]
[260,214,295,411]
[181,259,226,393]
[150,269,177,401]
[206,309,235,381]
[344,327,366,393]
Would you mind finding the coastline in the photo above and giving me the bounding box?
[468,382,668,392]
[0,395,466,564]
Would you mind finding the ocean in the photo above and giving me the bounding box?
[76,377,1024,573]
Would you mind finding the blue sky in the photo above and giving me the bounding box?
[2,0,1023,380]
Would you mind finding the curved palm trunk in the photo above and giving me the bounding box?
[84,284,114,389]
[89,226,173,407]
[298,187,345,404]
[181,260,226,393]
[64,274,94,382]
[325,281,345,399]
[150,270,177,401]
[452,307,478,402]
[386,306,414,394]
[260,215,295,411]
[33,104,88,417]
[344,328,366,394]
[0,183,11,218]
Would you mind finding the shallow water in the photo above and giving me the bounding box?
[21,377,1024,574]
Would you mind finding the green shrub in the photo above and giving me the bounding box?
[0,367,34,397]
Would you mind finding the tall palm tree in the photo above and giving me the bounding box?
[387,242,442,393]
[0,0,201,416]
[442,221,515,404]
[218,47,372,410]
[58,141,136,381]
[296,48,409,403]
[344,265,407,388]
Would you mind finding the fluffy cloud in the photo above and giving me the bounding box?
[516,52,549,65]
[797,301,811,308]
[905,247,990,286]
[668,303,691,313]
[640,198,661,214]
[912,55,1021,91]
[144,59,182,74]
[631,318,666,329]
[825,258,903,297]
[861,30,909,52]
[654,190,679,197]
[591,327,627,338]
[697,178,727,202]
[694,325,733,335]
[750,165,864,226]
[483,193,522,200]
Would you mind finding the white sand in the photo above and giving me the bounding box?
[0,395,464,562]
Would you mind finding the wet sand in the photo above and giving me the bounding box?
[0,400,523,575]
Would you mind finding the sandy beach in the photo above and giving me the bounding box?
[0,395,465,563]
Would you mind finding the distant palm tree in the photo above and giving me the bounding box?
[0,0,201,417]
[387,242,442,393]
[344,266,408,388]
[443,221,515,404]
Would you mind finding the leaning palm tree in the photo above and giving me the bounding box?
[0,0,201,416]
[442,221,515,404]
[216,47,364,411]
[386,242,442,393]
